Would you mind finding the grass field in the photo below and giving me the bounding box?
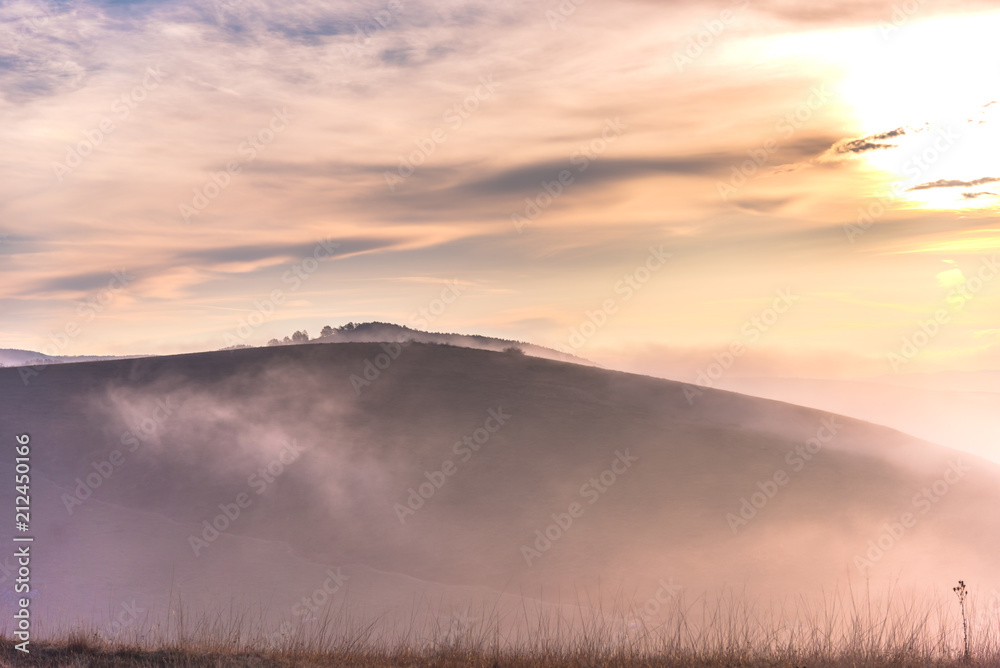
[4,584,999,667]
[2,637,999,667]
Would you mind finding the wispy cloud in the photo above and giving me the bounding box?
[829,127,906,155]
[909,176,1000,191]
[2,0,1000,370]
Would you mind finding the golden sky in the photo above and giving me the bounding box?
[1,0,998,379]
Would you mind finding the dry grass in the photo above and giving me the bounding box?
[3,637,1000,668]
[5,584,1000,667]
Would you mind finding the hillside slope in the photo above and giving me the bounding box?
[1,342,997,638]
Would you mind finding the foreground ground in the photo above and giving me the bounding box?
[3,639,1000,668]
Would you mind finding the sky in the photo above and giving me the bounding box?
[1,0,999,381]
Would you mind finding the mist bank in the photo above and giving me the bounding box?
[1,342,998,642]
[715,375,1000,465]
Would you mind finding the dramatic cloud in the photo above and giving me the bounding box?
[1,0,999,376]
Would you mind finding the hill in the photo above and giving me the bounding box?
[0,348,125,368]
[0,341,997,643]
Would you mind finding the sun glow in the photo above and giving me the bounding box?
[836,10,1000,211]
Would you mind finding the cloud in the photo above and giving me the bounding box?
[177,237,395,266]
[451,156,729,198]
[909,176,1000,191]
[27,269,130,296]
[728,196,796,214]
[368,134,838,218]
[828,127,906,156]
[19,236,403,299]
[0,1,105,102]
[733,0,1000,28]
[3,0,999,372]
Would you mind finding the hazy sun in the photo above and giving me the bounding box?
[837,10,1000,212]
[763,10,1000,213]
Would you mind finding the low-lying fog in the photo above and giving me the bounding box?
[1,342,998,647]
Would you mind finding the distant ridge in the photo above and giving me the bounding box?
[0,348,127,368]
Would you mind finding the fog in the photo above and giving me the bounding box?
[1,342,998,646]
[715,375,1000,466]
